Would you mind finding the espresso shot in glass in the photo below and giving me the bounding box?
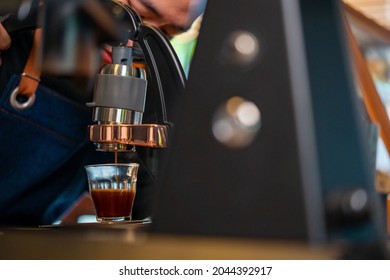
[85,163,139,223]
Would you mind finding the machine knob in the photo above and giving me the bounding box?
[223,30,260,66]
[324,188,371,228]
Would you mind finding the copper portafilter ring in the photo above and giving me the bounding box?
[89,123,169,149]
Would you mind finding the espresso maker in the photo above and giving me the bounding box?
[1,0,186,218]
[7,0,186,218]
[86,1,186,154]
[0,0,186,222]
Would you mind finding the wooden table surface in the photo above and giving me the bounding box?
[0,223,343,260]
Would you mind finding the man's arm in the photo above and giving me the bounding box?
[0,23,10,50]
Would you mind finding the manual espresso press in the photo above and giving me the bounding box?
[88,1,185,153]
[88,46,168,151]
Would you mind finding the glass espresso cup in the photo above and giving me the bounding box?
[85,163,139,223]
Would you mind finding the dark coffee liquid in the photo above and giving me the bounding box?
[91,189,136,218]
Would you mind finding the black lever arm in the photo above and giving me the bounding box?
[136,24,186,127]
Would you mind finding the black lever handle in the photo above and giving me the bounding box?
[136,24,186,127]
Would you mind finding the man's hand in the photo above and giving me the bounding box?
[0,23,10,50]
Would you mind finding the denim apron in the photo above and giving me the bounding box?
[0,74,95,225]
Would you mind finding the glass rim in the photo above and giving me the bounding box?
[84,163,139,169]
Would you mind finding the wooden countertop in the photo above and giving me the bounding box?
[0,224,342,260]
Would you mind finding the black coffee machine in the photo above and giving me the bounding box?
[150,0,388,259]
